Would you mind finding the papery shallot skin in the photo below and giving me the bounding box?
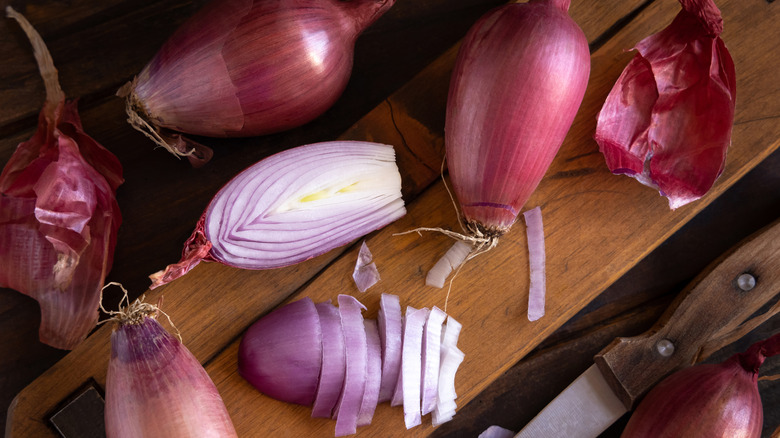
[0,8,123,350]
[595,0,736,209]
[106,317,238,438]
[124,0,395,154]
[446,0,590,233]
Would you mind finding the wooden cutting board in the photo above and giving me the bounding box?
[7,0,780,436]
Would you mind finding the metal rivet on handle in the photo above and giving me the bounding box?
[736,273,756,291]
[656,339,675,357]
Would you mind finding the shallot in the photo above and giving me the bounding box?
[238,294,465,435]
[119,0,396,164]
[621,332,780,438]
[0,7,123,350]
[149,141,405,289]
[595,0,736,209]
[104,290,237,437]
[426,0,589,287]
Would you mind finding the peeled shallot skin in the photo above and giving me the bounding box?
[446,0,590,233]
[595,0,736,209]
[124,0,395,142]
[106,316,237,438]
[0,7,123,350]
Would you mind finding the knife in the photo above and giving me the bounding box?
[515,218,780,438]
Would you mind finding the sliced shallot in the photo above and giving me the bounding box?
[334,294,368,437]
[400,306,430,429]
[238,297,322,405]
[150,141,405,288]
[523,206,546,321]
[356,319,382,427]
[426,240,472,289]
[312,301,346,418]
[421,306,447,415]
[378,293,403,403]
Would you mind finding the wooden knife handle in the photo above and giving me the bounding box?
[595,219,780,410]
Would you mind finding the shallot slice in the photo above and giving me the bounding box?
[377,293,403,403]
[421,306,447,415]
[334,295,368,437]
[312,301,346,418]
[238,297,322,405]
[352,241,380,292]
[356,319,382,427]
[400,306,430,429]
[523,206,546,321]
[426,240,472,289]
[434,317,464,426]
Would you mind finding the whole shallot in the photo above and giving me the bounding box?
[119,0,396,165]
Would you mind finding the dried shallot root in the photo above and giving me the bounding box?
[119,0,396,165]
[237,293,465,436]
[595,0,736,209]
[102,285,237,437]
[0,7,123,350]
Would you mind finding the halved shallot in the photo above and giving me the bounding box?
[119,0,396,165]
[150,141,405,289]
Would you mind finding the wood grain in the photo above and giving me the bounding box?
[3,0,779,436]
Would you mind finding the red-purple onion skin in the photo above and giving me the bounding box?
[621,357,762,438]
[312,301,347,418]
[334,294,368,437]
[594,0,736,210]
[238,297,323,406]
[105,317,237,438]
[133,0,395,138]
[445,0,590,232]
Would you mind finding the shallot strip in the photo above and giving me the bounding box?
[426,240,472,288]
[377,293,403,403]
[357,319,382,426]
[312,301,346,418]
[523,207,546,321]
[334,295,368,437]
[400,306,430,429]
[421,306,447,415]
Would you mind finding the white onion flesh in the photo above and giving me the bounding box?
[479,425,516,438]
[523,206,546,321]
[434,317,464,425]
[400,306,430,429]
[421,306,447,415]
[334,295,367,437]
[426,240,473,288]
[377,293,403,403]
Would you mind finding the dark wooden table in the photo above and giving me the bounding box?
[1,0,778,436]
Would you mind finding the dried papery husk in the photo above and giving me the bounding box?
[120,0,396,165]
[621,332,780,438]
[0,7,123,350]
[104,290,237,438]
[149,141,405,289]
[446,0,590,233]
[594,0,736,209]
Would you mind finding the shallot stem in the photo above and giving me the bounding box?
[6,6,64,111]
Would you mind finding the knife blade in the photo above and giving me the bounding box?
[516,218,780,438]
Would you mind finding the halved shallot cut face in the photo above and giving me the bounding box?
[150,141,405,288]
